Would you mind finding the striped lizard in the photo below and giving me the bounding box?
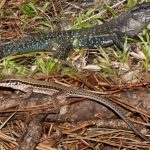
[0,78,149,141]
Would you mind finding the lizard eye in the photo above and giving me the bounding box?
[5,80,11,86]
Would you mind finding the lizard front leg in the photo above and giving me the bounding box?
[51,91,69,115]
[17,87,33,100]
[111,31,126,49]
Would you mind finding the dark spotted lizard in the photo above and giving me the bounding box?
[0,2,150,59]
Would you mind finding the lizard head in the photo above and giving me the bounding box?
[131,2,150,25]
[0,78,28,91]
[125,2,150,37]
[115,2,150,37]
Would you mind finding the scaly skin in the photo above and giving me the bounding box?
[0,78,149,141]
[0,3,150,59]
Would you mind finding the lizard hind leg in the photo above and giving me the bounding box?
[52,40,73,60]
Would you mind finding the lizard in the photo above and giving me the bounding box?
[0,2,149,59]
[0,78,149,141]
